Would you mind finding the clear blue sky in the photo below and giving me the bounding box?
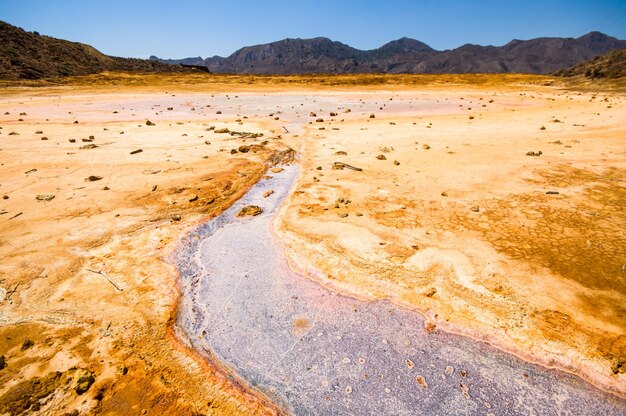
[1,0,625,59]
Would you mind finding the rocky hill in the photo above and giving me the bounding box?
[0,21,192,79]
[555,47,626,78]
[151,31,626,75]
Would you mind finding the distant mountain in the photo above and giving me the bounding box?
[153,32,626,75]
[0,21,194,79]
[555,47,626,78]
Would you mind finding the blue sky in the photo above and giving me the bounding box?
[1,0,625,58]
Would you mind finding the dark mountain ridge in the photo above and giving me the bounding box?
[151,31,626,75]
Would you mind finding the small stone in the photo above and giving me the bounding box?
[237,205,263,217]
[415,375,428,389]
[40,137,48,140]
[316,118,324,122]
[85,176,103,182]
[338,213,348,218]
[204,141,211,145]
[0,355,5,370]
[445,366,454,376]
[74,369,95,395]
[470,205,480,212]
[344,385,352,394]
[376,154,387,160]
[270,167,284,173]
[526,150,542,156]
[146,120,155,126]
[405,359,415,369]
[230,149,238,154]
[130,149,143,154]
[369,114,375,118]
[21,339,34,350]
[424,287,437,297]
[460,383,470,399]
[393,160,400,165]
[2,195,8,200]
[79,144,98,149]
[35,194,55,201]
[441,191,448,197]
[546,191,559,195]
[214,128,229,133]
[316,166,322,170]
[422,144,431,149]
[171,214,182,221]
[189,195,199,202]
[69,138,76,143]
[263,190,274,198]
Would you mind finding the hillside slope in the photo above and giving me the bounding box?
[0,21,191,79]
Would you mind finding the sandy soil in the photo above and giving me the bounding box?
[0,74,624,414]
[276,86,626,397]
[0,89,287,415]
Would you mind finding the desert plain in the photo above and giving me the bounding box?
[0,73,624,415]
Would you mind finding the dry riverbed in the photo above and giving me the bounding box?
[0,73,624,414]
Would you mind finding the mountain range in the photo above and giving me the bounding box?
[1,19,625,79]
[151,32,626,75]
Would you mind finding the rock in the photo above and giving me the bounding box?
[69,138,76,143]
[369,114,375,118]
[237,205,263,217]
[8,131,19,135]
[35,130,43,134]
[41,137,48,140]
[79,144,98,149]
[21,339,34,350]
[204,141,211,145]
[393,160,400,165]
[309,112,317,117]
[330,112,337,116]
[130,149,143,155]
[338,213,348,218]
[85,176,103,182]
[526,150,543,156]
[422,144,431,149]
[316,118,324,122]
[171,214,182,221]
[263,190,274,198]
[74,369,95,395]
[2,195,8,200]
[214,128,230,133]
[546,191,560,195]
[146,120,155,126]
[189,195,199,202]
[376,154,387,160]
[335,151,347,155]
[415,375,428,389]
[35,194,55,201]
[230,149,238,154]
[238,145,250,153]
[270,167,284,173]
[333,162,362,171]
[82,137,93,142]
[469,115,475,119]
[316,166,322,170]
[0,355,5,370]
[441,191,448,197]
[216,110,222,114]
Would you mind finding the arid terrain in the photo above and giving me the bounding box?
[0,73,624,415]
